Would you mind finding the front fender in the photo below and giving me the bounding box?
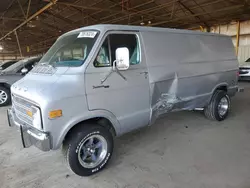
[53,109,121,150]
[0,79,11,87]
[0,75,22,86]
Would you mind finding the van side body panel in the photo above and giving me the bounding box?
[140,31,238,123]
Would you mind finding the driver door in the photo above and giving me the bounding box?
[85,32,151,134]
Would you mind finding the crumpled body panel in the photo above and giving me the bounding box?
[151,73,180,119]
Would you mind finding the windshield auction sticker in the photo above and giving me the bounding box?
[78,31,97,38]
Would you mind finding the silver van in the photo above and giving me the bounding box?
[7,24,238,176]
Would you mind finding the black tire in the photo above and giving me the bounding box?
[0,86,11,107]
[204,90,230,121]
[63,124,113,176]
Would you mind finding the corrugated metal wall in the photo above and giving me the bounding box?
[0,55,22,61]
[238,46,250,64]
[210,20,250,65]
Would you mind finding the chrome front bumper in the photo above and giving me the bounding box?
[7,108,51,151]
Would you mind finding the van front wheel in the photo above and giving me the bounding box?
[63,124,113,176]
[204,90,230,121]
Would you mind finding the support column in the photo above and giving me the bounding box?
[236,21,241,56]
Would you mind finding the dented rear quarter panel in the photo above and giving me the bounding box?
[140,30,238,123]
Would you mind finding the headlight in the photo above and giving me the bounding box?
[31,106,42,130]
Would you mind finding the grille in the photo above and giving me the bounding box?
[12,95,33,126]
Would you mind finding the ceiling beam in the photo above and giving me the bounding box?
[178,1,209,28]
[29,36,57,49]
[56,2,127,13]
[129,0,227,25]
[107,0,192,24]
[0,17,24,21]
[44,11,76,26]
[127,0,220,25]
[1,0,16,18]
[228,0,249,6]
[81,0,125,21]
[150,4,244,26]
[170,0,177,19]
[26,0,32,19]
[67,6,98,22]
[176,11,249,29]
[101,0,156,22]
[17,0,27,19]
[0,0,57,41]
[61,0,105,25]
[192,0,213,19]
[38,19,63,32]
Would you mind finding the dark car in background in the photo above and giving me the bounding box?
[0,60,18,71]
[0,56,42,106]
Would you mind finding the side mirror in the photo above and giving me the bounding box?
[32,62,39,68]
[115,47,130,71]
[21,67,28,74]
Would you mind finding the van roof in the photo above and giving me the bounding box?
[64,24,228,38]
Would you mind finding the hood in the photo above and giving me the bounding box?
[0,70,17,75]
[11,73,61,107]
[11,66,69,107]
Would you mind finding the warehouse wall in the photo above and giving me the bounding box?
[210,20,250,65]
[0,56,22,64]
[0,55,22,62]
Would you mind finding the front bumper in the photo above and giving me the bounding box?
[7,108,51,151]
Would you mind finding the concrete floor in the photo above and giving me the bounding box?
[1,82,250,188]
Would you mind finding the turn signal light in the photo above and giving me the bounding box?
[26,110,33,117]
[49,110,62,119]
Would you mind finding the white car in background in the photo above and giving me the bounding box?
[239,58,250,81]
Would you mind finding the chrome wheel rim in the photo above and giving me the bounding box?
[218,97,229,117]
[0,90,7,104]
[78,135,108,169]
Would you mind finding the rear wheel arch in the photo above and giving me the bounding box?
[215,85,228,92]
[208,84,228,102]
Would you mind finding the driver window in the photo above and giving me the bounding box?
[94,33,140,68]
[109,34,140,65]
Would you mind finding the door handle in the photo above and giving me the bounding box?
[140,71,148,78]
[140,71,148,75]
[93,85,110,89]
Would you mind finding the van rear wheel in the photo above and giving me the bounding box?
[63,124,113,176]
[204,90,230,121]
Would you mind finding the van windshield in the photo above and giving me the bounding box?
[40,31,99,67]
